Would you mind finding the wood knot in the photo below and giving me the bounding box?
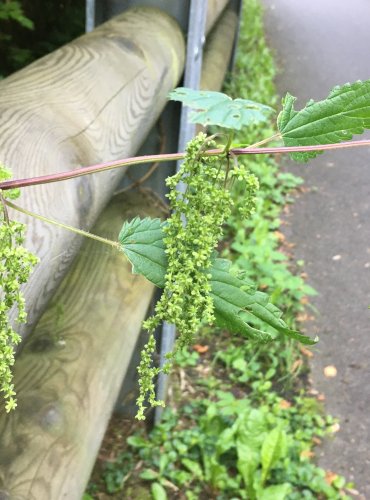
[107,35,145,60]
[28,335,60,354]
[39,404,63,432]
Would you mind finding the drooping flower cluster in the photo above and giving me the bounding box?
[135,133,261,419]
[136,133,233,418]
[149,134,233,338]
[0,165,38,412]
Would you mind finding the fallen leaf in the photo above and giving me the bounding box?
[299,346,314,358]
[307,388,319,396]
[312,437,322,445]
[290,359,303,373]
[193,344,209,354]
[324,365,337,377]
[195,365,211,375]
[330,423,340,433]
[325,471,338,485]
[300,449,315,459]
[286,242,296,248]
[317,393,326,402]
[274,231,286,243]
[344,487,360,496]
[279,399,292,409]
[297,313,315,322]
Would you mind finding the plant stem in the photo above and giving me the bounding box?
[0,192,10,224]
[1,139,370,191]
[230,139,370,155]
[5,200,120,250]
[224,131,235,155]
[247,132,281,149]
[0,152,188,191]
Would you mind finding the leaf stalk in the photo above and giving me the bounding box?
[5,200,120,250]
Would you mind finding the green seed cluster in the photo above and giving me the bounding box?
[230,162,259,219]
[135,333,163,421]
[136,132,233,419]
[0,165,38,412]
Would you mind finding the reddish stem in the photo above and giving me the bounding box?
[1,139,370,191]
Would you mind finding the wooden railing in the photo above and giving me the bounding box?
[0,3,239,498]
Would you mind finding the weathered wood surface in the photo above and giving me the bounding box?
[0,191,161,500]
[0,7,184,340]
[201,8,238,90]
[206,0,230,34]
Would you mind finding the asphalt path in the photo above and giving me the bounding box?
[262,1,370,496]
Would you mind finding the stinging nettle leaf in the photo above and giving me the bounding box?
[169,87,273,130]
[119,217,166,288]
[118,218,317,345]
[278,79,370,162]
[209,258,317,345]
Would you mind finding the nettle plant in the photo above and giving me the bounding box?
[1,80,370,418]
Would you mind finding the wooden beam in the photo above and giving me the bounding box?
[0,7,184,340]
[206,0,230,34]
[0,191,161,500]
[201,7,239,90]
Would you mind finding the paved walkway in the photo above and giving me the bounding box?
[262,1,370,496]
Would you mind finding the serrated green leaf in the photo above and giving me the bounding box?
[119,217,166,288]
[261,426,287,484]
[118,218,317,345]
[278,80,370,162]
[169,87,272,130]
[210,258,317,345]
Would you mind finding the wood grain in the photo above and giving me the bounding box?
[0,7,184,340]
[201,8,238,90]
[206,0,230,34]
[0,191,162,500]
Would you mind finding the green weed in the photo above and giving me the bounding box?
[125,390,350,499]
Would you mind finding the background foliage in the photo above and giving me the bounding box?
[0,0,84,77]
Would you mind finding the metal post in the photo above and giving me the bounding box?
[85,0,95,32]
[229,0,243,70]
[155,0,208,424]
